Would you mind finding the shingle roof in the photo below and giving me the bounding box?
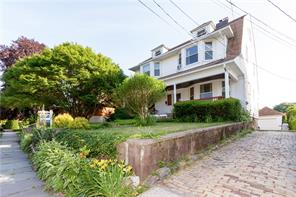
[259,107,283,116]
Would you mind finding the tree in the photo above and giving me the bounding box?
[273,102,296,113]
[0,36,45,71]
[1,43,125,117]
[116,74,165,123]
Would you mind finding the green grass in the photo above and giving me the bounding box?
[81,121,231,139]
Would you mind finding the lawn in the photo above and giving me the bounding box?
[87,120,231,139]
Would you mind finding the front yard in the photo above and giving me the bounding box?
[87,120,230,139]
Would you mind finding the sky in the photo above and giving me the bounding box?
[1,0,296,108]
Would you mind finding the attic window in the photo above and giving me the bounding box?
[155,50,161,56]
[197,29,206,37]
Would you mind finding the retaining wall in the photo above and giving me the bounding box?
[117,122,254,181]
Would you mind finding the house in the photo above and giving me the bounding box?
[130,15,259,118]
[258,107,283,130]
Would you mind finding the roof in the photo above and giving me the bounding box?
[130,15,245,72]
[259,107,283,116]
[151,44,169,51]
[190,21,215,33]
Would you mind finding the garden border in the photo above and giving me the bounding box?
[117,122,254,181]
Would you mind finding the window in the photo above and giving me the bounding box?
[190,87,194,100]
[205,42,213,60]
[176,93,181,102]
[200,83,212,99]
[154,62,160,76]
[167,94,172,105]
[155,50,161,56]
[178,53,182,66]
[143,64,150,76]
[197,29,206,37]
[186,46,198,65]
[222,81,225,97]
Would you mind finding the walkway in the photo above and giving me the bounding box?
[141,131,296,197]
[0,132,50,197]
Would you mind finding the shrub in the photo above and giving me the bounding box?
[135,116,156,126]
[4,120,20,130]
[20,133,33,152]
[55,130,123,159]
[108,107,135,121]
[31,128,56,147]
[173,98,244,122]
[54,113,74,128]
[289,118,296,130]
[32,140,135,196]
[70,117,90,129]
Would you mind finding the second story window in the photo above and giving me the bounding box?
[186,45,198,65]
[143,64,150,76]
[178,53,182,66]
[154,62,160,76]
[205,42,213,60]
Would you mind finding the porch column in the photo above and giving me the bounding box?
[224,68,230,98]
[173,83,177,104]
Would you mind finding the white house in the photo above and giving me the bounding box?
[258,107,283,130]
[130,15,259,118]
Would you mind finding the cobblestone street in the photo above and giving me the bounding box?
[142,131,296,197]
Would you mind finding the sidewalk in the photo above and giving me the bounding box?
[0,132,50,197]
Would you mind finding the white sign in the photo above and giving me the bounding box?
[37,110,53,128]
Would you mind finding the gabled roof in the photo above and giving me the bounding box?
[130,15,245,72]
[259,107,283,116]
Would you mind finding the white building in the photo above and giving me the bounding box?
[130,15,259,118]
[258,107,283,130]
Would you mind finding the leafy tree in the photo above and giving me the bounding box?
[0,36,45,71]
[1,43,125,117]
[273,102,296,113]
[115,74,165,123]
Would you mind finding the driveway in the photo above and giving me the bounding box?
[141,131,296,197]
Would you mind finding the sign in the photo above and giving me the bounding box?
[37,110,53,128]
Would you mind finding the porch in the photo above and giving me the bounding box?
[155,62,244,114]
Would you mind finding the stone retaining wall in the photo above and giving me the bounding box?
[117,122,254,181]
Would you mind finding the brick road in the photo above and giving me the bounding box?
[142,131,296,197]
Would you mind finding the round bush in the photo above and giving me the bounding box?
[54,113,74,128]
[70,117,89,129]
[4,120,20,130]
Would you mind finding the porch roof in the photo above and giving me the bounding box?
[165,73,225,91]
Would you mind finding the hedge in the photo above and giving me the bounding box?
[173,98,244,122]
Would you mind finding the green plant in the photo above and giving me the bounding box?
[4,120,20,130]
[70,117,90,129]
[135,116,156,126]
[174,98,244,122]
[55,130,123,159]
[20,133,33,152]
[54,113,73,128]
[115,74,165,122]
[289,117,296,130]
[108,107,135,121]
[31,128,56,147]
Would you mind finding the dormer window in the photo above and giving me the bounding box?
[155,50,161,56]
[197,29,206,37]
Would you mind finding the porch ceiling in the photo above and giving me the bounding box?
[166,73,224,90]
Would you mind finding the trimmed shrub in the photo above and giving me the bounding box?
[70,117,90,129]
[54,113,73,128]
[109,107,135,121]
[287,106,296,130]
[173,98,244,122]
[4,120,20,130]
[55,130,123,159]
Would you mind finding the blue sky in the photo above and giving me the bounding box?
[1,0,296,107]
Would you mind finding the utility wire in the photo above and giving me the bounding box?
[266,0,296,23]
[136,0,186,36]
[168,0,296,82]
[212,0,296,49]
[224,0,296,44]
[152,0,192,37]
